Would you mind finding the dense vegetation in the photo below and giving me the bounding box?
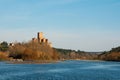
[0,41,59,61]
[56,49,97,60]
[0,52,9,61]
[98,46,120,61]
[55,48,98,60]
[0,40,120,62]
[0,41,97,61]
[9,41,59,61]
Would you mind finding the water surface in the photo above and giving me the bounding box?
[0,60,120,80]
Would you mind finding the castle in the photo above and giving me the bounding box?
[32,32,52,47]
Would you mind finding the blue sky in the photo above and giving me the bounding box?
[0,0,120,51]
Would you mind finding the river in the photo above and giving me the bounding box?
[0,60,120,80]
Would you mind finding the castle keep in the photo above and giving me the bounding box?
[32,32,52,47]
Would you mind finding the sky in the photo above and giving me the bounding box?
[0,0,120,52]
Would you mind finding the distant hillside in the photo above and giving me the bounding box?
[55,48,98,60]
[98,46,120,61]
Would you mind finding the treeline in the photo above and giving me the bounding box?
[98,46,120,61]
[55,48,98,60]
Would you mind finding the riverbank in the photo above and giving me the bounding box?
[6,60,59,64]
[4,59,96,64]
[3,58,120,64]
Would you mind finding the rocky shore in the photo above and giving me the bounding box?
[6,60,58,64]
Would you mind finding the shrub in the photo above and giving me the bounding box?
[0,52,9,61]
[9,41,59,60]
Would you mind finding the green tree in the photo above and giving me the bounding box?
[0,41,9,52]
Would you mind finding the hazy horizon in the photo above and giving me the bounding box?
[0,0,120,52]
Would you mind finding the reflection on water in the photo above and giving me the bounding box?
[0,60,120,80]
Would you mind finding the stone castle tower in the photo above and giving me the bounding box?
[38,32,43,42]
[38,32,48,43]
[32,32,52,47]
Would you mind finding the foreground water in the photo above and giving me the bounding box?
[0,60,120,80]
